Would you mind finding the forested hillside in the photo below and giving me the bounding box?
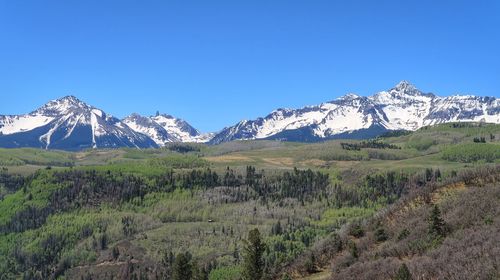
[283,165,500,280]
[0,122,498,279]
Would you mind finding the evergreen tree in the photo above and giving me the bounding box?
[434,169,441,180]
[272,220,282,235]
[425,168,433,181]
[428,205,446,238]
[374,227,388,242]
[192,261,208,280]
[172,252,192,280]
[242,228,265,280]
[348,240,358,259]
[122,216,135,237]
[305,253,316,273]
[349,223,364,238]
[394,263,412,280]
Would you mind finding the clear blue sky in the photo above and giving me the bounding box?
[1,0,499,132]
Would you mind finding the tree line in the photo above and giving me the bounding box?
[340,140,400,151]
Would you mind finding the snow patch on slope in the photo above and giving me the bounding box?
[0,115,54,135]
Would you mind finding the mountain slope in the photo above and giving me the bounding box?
[1,81,499,149]
[210,81,500,144]
[284,165,500,280]
[0,96,157,150]
[123,113,212,145]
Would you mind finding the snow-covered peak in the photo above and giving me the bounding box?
[387,81,423,97]
[270,108,293,115]
[124,113,144,120]
[151,113,204,142]
[123,113,178,145]
[123,113,153,125]
[394,80,417,91]
[34,95,96,116]
[49,95,89,109]
[209,82,499,143]
[0,96,157,150]
[123,113,210,144]
[338,93,362,100]
[2,87,498,149]
[58,95,84,104]
[370,81,432,106]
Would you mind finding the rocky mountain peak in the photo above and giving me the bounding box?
[123,112,207,144]
[390,80,422,96]
[35,95,95,116]
[338,93,362,100]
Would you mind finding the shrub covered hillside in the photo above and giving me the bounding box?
[283,165,500,280]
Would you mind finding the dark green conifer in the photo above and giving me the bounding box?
[172,252,192,280]
[394,263,412,280]
[242,228,265,280]
[428,205,446,238]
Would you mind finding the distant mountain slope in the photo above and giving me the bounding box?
[123,113,212,145]
[209,81,500,144]
[1,81,499,149]
[0,96,157,150]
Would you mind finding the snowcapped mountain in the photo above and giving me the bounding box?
[123,113,211,145]
[0,96,157,150]
[1,82,498,150]
[209,81,500,144]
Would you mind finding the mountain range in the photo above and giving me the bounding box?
[1,81,498,150]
